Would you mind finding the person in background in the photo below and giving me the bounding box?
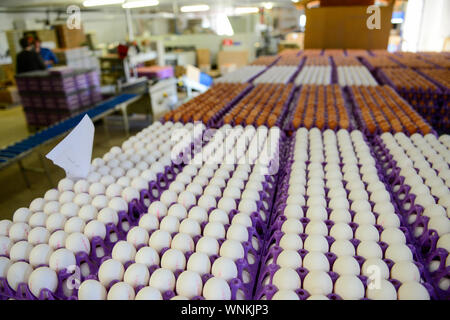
[16,37,46,74]
[34,37,58,68]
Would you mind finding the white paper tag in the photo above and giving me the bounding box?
[46,114,95,179]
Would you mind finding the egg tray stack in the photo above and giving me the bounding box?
[415,68,450,132]
[69,125,283,300]
[214,66,268,84]
[0,121,206,300]
[347,85,435,137]
[254,128,437,300]
[332,56,378,87]
[253,66,300,84]
[371,132,450,299]
[283,85,354,133]
[217,83,296,129]
[250,56,280,67]
[376,68,446,123]
[162,83,252,127]
[418,54,450,69]
[390,55,438,69]
[360,56,401,72]
[274,55,304,67]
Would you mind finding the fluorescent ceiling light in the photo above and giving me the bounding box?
[180,5,210,13]
[83,0,124,7]
[235,7,259,14]
[122,0,159,8]
[263,2,273,10]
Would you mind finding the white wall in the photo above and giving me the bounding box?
[402,0,450,52]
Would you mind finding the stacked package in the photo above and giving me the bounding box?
[16,67,102,127]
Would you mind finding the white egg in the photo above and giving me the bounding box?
[60,202,79,218]
[303,270,333,295]
[0,256,12,277]
[148,230,172,252]
[28,266,58,298]
[226,223,248,243]
[73,193,92,207]
[97,208,119,225]
[304,234,329,253]
[9,222,31,242]
[186,252,211,275]
[149,268,176,292]
[303,251,330,272]
[64,217,86,234]
[397,282,430,300]
[78,279,107,300]
[107,282,135,300]
[84,220,106,240]
[49,248,76,272]
[160,190,178,207]
[27,227,50,245]
[196,236,219,256]
[43,201,60,215]
[48,230,68,250]
[361,258,390,280]
[384,244,413,263]
[124,263,150,288]
[357,241,382,259]
[108,197,128,213]
[58,178,74,192]
[13,208,32,223]
[334,275,365,300]
[279,233,303,251]
[171,233,195,253]
[135,286,162,300]
[6,261,33,291]
[30,198,46,212]
[111,241,136,264]
[211,257,238,281]
[179,218,201,237]
[272,267,301,291]
[9,240,33,262]
[29,244,53,267]
[98,258,124,287]
[355,224,380,242]
[78,205,98,222]
[44,190,59,202]
[65,232,90,254]
[147,201,168,219]
[202,277,231,300]
[0,220,13,236]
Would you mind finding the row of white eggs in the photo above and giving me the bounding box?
[380,133,450,275]
[215,66,266,84]
[337,66,378,87]
[264,267,430,300]
[74,124,279,300]
[254,66,298,84]
[0,122,206,299]
[294,66,332,85]
[268,129,432,299]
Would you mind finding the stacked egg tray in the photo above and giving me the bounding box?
[217,83,296,129]
[0,121,207,300]
[274,55,304,67]
[214,66,268,84]
[390,56,437,69]
[371,132,450,299]
[253,66,300,84]
[284,85,354,133]
[294,65,333,86]
[250,56,280,67]
[376,68,447,132]
[162,83,252,126]
[255,128,438,300]
[360,56,401,72]
[347,85,435,137]
[0,124,287,300]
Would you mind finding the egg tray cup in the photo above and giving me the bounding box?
[345,86,437,138]
[0,251,99,300]
[371,135,450,299]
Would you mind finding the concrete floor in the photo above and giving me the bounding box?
[0,106,140,220]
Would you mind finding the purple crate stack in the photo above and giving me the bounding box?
[15,67,103,127]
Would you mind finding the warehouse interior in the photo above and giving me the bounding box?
[0,0,449,302]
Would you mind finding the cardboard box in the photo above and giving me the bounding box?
[217,50,249,70]
[304,1,394,49]
[196,49,211,67]
[320,0,374,6]
[0,86,20,105]
[55,24,86,49]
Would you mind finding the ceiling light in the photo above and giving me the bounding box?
[235,7,259,14]
[180,5,210,13]
[83,0,124,7]
[122,0,159,8]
